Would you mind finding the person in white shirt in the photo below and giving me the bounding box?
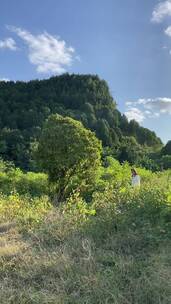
[131,168,140,188]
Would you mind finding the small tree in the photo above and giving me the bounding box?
[161,140,171,156]
[160,155,171,170]
[118,136,144,165]
[36,114,102,200]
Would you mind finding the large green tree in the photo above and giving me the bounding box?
[36,114,102,200]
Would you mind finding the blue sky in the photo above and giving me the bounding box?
[0,0,171,143]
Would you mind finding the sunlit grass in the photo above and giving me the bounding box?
[0,161,170,303]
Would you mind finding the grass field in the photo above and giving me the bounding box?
[0,160,171,303]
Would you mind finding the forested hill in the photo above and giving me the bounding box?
[0,74,162,170]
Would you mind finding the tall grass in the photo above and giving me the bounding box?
[0,159,171,303]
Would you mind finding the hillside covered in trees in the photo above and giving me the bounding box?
[0,74,167,170]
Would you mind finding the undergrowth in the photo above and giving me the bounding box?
[0,159,171,303]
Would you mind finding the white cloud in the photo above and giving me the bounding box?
[8,26,75,74]
[151,2,171,56]
[125,101,133,106]
[165,25,171,36]
[125,107,145,123]
[0,38,17,50]
[125,97,171,123]
[136,97,171,114]
[0,78,10,82]
[151,0,171,23]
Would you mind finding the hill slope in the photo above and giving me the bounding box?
[0,74,162,169]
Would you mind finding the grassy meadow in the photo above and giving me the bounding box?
[0,158,171,304]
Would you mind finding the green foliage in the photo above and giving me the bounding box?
[63,190,96,223]
[0,159,171,303]
[148,152,171,171]
[139,155,161,171]
[1,74,171,302]
[118,136,143,164]
[0,74,162,169]
[160,155,171,170]
[0,192,51,227]
[162,140,171,155]
[0,159,48,196]
[37,114,102,199]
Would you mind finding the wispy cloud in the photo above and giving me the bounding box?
[125,97,171,123]
[0,38,17,50]
[0,78,10,82]
[151,0,171,23]
[151,2,171,56]
[7,26,75,74]
[165,25,171,36]
[125,107,145,123]
[137,97,171,114]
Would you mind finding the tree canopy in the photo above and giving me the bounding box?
[161,140,171,156]
[0,74,162,170]
[36,114,102,199]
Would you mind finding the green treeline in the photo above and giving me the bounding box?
[0,74,170,170]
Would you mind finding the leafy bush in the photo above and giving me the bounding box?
[36,114,102,200]
[0,159,48,196]
[0,192,51,227]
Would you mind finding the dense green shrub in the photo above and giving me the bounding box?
[0,159,48,196]
[36,114,102,200]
